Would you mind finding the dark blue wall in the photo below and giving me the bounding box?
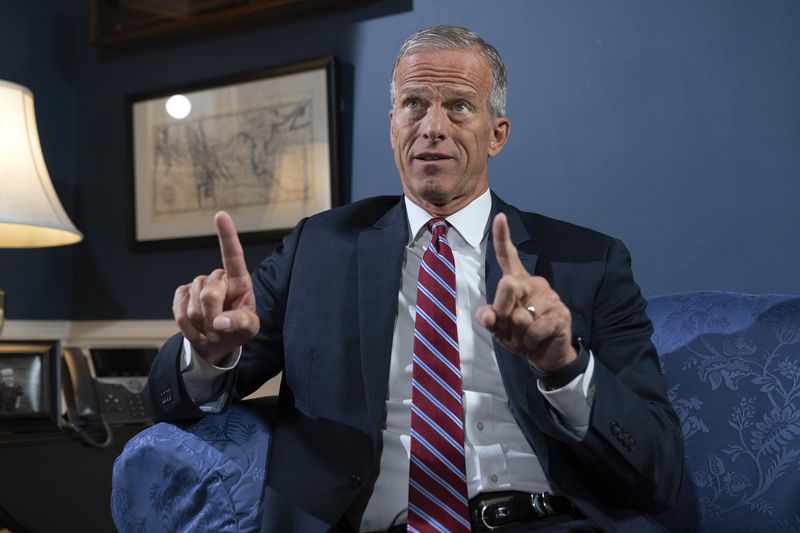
[2,0,799,320]
[0,1,78,318]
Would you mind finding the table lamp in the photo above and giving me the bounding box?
[0,80,83,332]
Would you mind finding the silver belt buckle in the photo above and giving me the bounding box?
[478,504,502,531]
[531,492,556,517]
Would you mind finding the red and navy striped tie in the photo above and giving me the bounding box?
[408,219,471,533]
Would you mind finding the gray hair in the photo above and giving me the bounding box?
[390,25,507,118]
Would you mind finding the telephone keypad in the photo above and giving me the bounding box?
[95,383,150,423]
[127,393,147,420]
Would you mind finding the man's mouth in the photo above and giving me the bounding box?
[415,153,452,162]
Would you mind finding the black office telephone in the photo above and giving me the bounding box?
[61,347,156,448]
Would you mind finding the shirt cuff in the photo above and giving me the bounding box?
[537,353,595,437]
[180,337,241,412]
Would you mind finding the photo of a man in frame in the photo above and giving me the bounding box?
[0,357,42,414]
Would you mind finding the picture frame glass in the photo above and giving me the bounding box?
[131,59,336,245]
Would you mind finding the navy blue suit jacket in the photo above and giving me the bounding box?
[148,194,683,532]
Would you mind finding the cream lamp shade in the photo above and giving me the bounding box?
[0,80,83,248]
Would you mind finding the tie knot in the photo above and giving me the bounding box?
[428,218,449,237]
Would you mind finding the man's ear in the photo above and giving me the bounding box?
[389,109,396,149]
[488,116,511,157]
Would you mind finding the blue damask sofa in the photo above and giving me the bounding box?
[648,291,800,532]
[111,291,800,532]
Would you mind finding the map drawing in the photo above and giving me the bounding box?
[151,96,315,217]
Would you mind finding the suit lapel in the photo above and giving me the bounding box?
[357,200,408,441]
[486,194,550,433]
[485,193,539,304]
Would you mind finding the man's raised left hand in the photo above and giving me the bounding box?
[476,213,578,372]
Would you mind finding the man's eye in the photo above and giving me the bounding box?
[453,102,470,112]
[406,99,422,110]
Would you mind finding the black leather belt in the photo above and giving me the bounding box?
[363,492,582,533]
[470,491,583,531]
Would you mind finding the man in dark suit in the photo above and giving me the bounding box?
[148,25,683,532]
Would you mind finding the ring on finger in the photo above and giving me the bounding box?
[526,304,536,320]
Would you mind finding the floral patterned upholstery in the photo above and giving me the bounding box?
[111,292,800,532]
[111,396,275,532]
[648,291,800,532]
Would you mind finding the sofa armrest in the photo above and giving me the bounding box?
[111,396,277,533]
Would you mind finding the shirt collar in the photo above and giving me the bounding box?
[404,188,492,250]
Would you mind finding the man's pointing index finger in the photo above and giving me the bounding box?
[215,211,249,278]
[492,213,526,276]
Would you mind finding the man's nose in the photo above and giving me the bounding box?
[421,105,449,141]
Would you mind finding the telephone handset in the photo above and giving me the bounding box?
[62,347,112,448]
[61,347,156,448]
[62,348,99,420]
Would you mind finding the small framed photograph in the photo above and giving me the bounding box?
[0,341,61,434]
[129,57,340,247]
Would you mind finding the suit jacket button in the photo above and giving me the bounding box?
[348,474,362,488]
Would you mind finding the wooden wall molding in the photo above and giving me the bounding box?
[0,319,176,347]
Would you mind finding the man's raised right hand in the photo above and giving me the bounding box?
[172,211,260,365]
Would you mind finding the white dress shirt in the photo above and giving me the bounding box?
[180,189,595,531]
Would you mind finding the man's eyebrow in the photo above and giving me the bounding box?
[440,88,480,102]
[398,85,433,97]
[399,86,479,101]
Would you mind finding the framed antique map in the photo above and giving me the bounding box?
[129,57,339,247]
